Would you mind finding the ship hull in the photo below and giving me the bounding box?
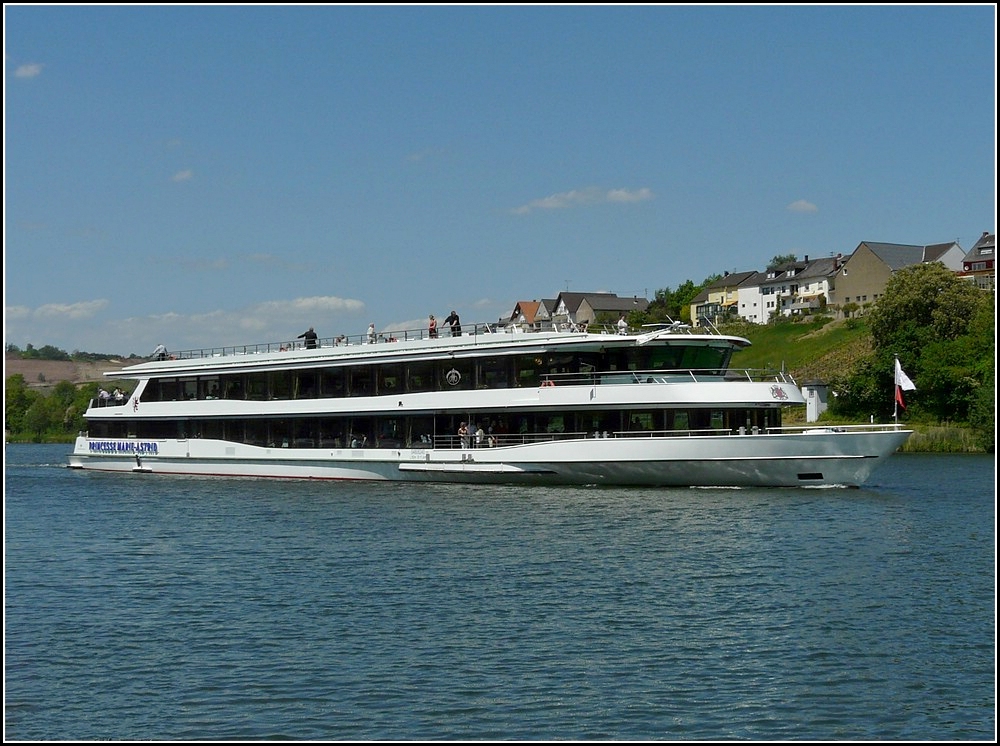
[69,427,911,488]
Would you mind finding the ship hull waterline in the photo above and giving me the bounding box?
[69,428,911,488]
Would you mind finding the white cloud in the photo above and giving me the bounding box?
[255,296,366,316]
[151,310,185,321]
[384,317,427,334]
[246,252,279,264]
[513,187,601,214]
[513,186,653,214]
[607,187,653,203]
[6,296,371,357]
[15,63,43,78]
[406,148,444,163]
[238,252,314,272]
[33,299,110,320]
[787,199,818,213]
[146,254,228,272]
[172,169,194,182]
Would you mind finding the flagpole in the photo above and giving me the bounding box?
[893,355,917,424]
[893,356,898,423]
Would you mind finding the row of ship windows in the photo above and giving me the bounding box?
[88,408,781,448]
[140,349,730,403]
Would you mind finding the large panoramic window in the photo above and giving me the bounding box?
[270,371,292,400]
[677,346,728,373]
[348,365,372,397]
[245,372,268,400]
[513,355,541,387]
[440,359,474,391]
[406,361,435,393]
[478,357,509,389]
[378,363,403,395]
[320,368,346,398]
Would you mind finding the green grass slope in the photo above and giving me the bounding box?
[719,318,871,384]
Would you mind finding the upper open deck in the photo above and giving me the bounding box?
[117,316,750,376]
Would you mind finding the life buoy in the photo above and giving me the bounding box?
[540,380,555,388]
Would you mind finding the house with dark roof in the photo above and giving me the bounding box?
[959,231,995,290]
[787,255,845,315]
[729,255,847,324]
[689,271,758,327]
[552,292,614,326]
[507,299,556,331]
[508,292,648,331]
[734,271,770,325]
[553,292,648,328]
[832,240,965,314]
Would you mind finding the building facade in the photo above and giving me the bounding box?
[832,241,965,315]
[959,231,995,290]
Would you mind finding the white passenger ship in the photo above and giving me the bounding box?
[68,321,911,487]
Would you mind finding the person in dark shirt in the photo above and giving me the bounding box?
[298,327,318,349]
[444,310,462,336]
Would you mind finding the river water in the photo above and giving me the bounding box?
[4,444,995,740]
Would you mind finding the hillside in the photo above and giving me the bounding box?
[4,355,127,390]
[721,318,871,383]
[790,333,872,383]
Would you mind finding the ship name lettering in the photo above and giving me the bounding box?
[89,440,159,454]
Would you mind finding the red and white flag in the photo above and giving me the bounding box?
[895,358,916,409]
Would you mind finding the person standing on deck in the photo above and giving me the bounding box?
[298,327,318,349]
[444,310,462,336]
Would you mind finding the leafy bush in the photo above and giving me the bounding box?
[831,264,994,441]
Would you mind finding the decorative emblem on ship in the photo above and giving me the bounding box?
[770,385,789,400]
[446,368,462,386]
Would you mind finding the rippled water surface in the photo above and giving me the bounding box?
[4,444,995,740]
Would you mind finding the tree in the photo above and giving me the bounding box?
[35,345,72,361]
[634,277,719,327]
[23,397,62,441]
[832,263,994,424]
[49,380,87,432]
[840,302,860,319]
[4,377,100,440]
[767,254,797,270]
[5,374,38,435]
[968,367,995,452]
[868,263,985,353]
[828,356,886,420]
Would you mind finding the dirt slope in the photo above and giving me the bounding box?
[4,355,128,389]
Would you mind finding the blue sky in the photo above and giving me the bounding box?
[4,5,996,356]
